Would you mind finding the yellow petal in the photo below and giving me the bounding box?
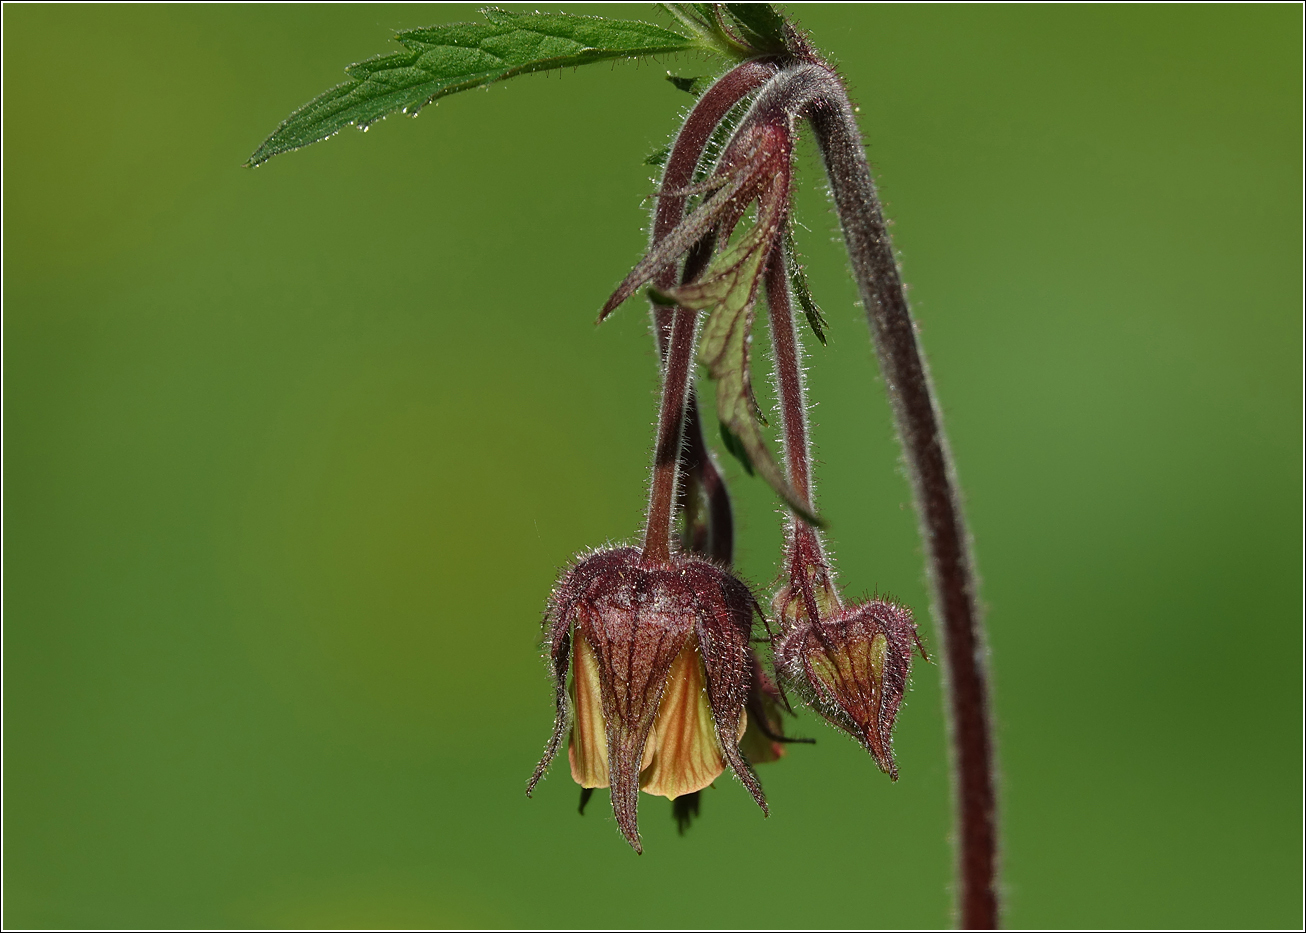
[639,635,730,800]
[568,633,609,788]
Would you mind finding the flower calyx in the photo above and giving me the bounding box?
[775,593,925,780]
[527,546,767,852]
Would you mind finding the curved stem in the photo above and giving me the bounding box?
[806,74,999,930]
[641,304,697,563]
[740,59,998,927]
[652,59,780,346]
[647,60,776,564]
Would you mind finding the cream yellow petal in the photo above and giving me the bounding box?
[568,633,609,788]
[639,635,728,800]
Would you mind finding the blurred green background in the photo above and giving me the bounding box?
[4,4,1300,929]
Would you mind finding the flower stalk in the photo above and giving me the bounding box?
[642,32,1001,926]
[646,59,780,566]
[788,57,1000,929]
[562,11,998,927]
[641,303,698,563]
[763,247,840,626]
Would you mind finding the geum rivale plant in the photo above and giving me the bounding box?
[249,5,998,928]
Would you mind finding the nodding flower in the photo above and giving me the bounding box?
[529,45,924,849]
[527,546,768,853]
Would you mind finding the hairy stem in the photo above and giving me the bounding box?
[649,60,776,562]
[742,57,998,927]
[676,398,734,562]
[642,304,698,563]
[764,248,814,510]
[764,247,838,625]
[805,71,998,929]
[653,60,780,330]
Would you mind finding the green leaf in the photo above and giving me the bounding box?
[665,220,824,528]
[724,3,788,53]
[785,227,828,345]
[717,421,754,476]
[248,9,703,167]
[666,74,715,96]
[644,144,671,167]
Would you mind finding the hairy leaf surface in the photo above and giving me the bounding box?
[249,9,701,167]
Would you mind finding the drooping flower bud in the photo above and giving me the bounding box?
[774,597,924,780]
[527,546,767,852]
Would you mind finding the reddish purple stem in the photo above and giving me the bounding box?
[651,60,779,351]
[743,55,1000,927]
[641,60,778,565]
[803,66,999,929]
[641,304,697,563]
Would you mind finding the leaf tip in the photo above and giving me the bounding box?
[644,145,671,167]
[646,285,679,307]
[799,505,828,530]
[718,421,755,476]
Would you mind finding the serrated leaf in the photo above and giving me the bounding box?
[785,227,828,345]
[248,9,702,167]
[665,219,823,528]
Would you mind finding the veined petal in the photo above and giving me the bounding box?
[695,570,769,813]
[808,631,890,760]
[528,547,767,850]
[568,633,609,788]
[639,635,742,799]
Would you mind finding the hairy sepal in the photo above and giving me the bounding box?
[665,189,821,525]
